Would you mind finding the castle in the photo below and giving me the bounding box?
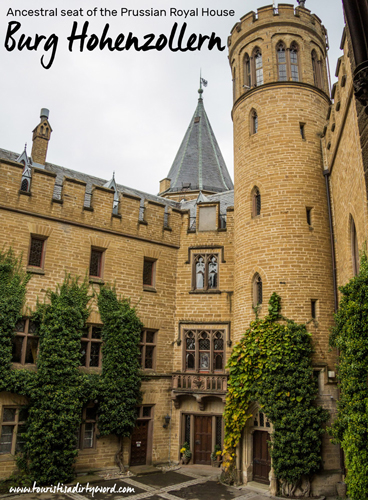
[0,1,367,497]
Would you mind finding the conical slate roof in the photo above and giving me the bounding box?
[165,91,233,194]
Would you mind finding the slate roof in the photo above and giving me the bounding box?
[164,94,234,194]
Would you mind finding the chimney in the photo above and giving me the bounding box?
[31,108,52,165]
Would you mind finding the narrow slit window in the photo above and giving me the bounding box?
[253,274,263,306]
[89,249,103,278]
[311,300,317,319]
[306,207,312,225]
[300,123,305,140]
[143,258,156,287]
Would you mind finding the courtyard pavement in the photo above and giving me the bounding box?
[0,465,341,500]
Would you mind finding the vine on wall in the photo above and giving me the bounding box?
[23,276,91,484]
[97,287,143,469]
[0,251,143,485]
[223,293,329,497]
[329,254,368,500]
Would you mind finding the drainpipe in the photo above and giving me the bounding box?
[320,139,344,474]
[321,138,338,313]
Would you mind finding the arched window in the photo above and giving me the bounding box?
[243,53,251,89]
[253,274,263,306]
[290,42,299,81]
[253,48,264,86]
[233,67,236,101]
[21,178,29,192]
[252,187,261,216]
[351,217,359,275]
[250,109,258,135]
[277,42,287,81]
[312,50,323,89]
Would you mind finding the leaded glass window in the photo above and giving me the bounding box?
[277,42,287,81]
[244,53,251,88]
[215,416,222,447]
[252,187,261,217]
[28,237,45,267]
[254,49,263,86]
[290,43,299,81]
[12,318,39,365]
[253,411,271,429]
[139,329,157,370]
[89,248,103,277]
[184,329,225,373]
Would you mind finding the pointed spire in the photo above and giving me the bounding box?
[161,86,233,197]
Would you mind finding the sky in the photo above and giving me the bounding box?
[0,1,345,195]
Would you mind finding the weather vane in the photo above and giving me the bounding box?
[297,0,306,7]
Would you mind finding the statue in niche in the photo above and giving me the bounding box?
[196,256,205,289]
[208,256,218,288]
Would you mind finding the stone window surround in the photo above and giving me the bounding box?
[176,322,232,350]
[192,253,219,292]
[183,328,225,373]
[27,234,47,270]
[0,407,27,455]
[143,257,157,291]
[139,329,157,371]
[77,404,98,452]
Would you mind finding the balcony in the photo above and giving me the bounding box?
[171,372,228,411]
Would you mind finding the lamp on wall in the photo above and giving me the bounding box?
[163,414,171,429]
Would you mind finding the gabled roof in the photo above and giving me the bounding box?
[164,91,233,194]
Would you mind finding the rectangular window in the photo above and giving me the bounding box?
[311,300,317,319]
[77,405,97,450]
[28,237,45,268]
[184,329,224,373]
[80,325,102,368]
[0,407,27,455]
[89,248,103,278]
[143,258,156,287]
[139,330,157,370]
[300,123,305,140]
[12,318,39,365]
[193,254,218,291]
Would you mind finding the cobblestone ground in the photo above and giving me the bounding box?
[1,469,340,500]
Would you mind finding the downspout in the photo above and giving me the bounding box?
[321,138,338,313]
[321,138,344,474]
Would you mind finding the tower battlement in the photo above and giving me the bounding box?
[229,4,326,50]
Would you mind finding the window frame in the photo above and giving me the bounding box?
[0,407,27,455]
[192,253,219,291]
[143,257,157,289]
[289,42,300,82]
[12,318,39,366]
[139,329,157,371]
[253,273,263,307]
[243,53,252,89]
[77,404,97,451]
[80,325,103,369]
[250,109,258,135]
[277,41,288,81]
[252,47,264,86]
[351,217,359,276]
[28,235,47,269]
[89,247,105,279]
[252,187,261,217]
[183,329,225,373]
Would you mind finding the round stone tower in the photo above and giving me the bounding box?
[230,3,336,367]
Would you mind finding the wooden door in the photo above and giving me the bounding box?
[130,420,148,466]
[194,416,212,465]
[253,430,271,484]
